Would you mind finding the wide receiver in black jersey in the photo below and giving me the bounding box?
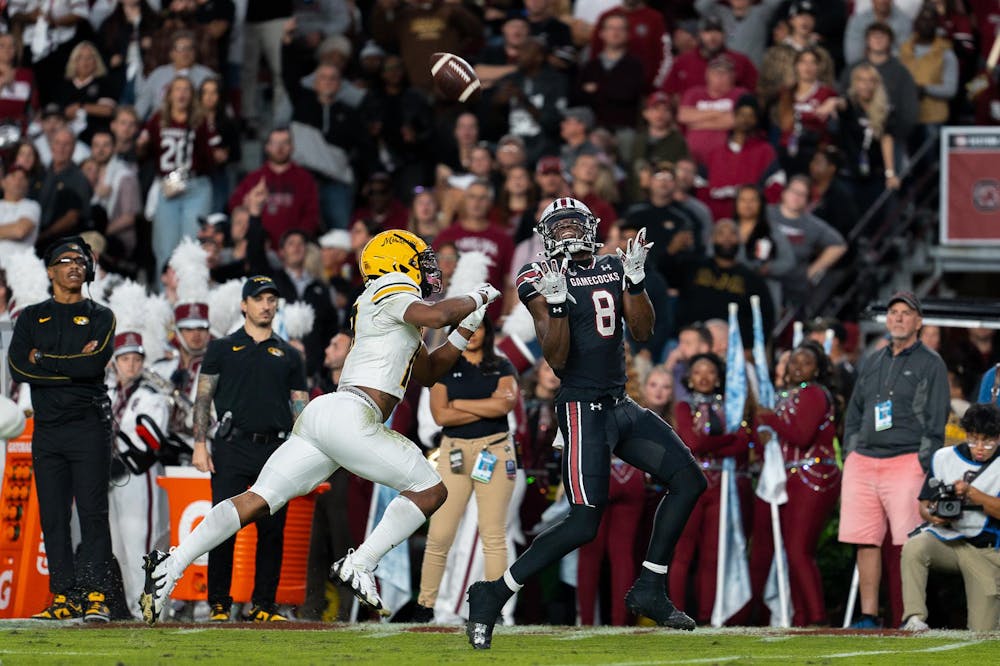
[465,198,707,648]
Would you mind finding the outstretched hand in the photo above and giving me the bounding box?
[617,227,653,286]
[526,258,576,305]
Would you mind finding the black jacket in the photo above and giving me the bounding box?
[271,269,339,379]
[9,298,115,424]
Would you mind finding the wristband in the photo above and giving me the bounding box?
[448,328,470,351]
[467,291,486,308]
[547,302,568,318]
[627,279,646,295]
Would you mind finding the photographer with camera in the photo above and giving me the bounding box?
[900,403,1000,632]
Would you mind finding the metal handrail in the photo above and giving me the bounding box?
[771,131,941,338]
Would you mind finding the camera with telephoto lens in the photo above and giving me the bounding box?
[928,478,964,520]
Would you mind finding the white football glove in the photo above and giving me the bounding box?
[467,283,502,308]
[616,227,653,286]
[526,259,576,305]
[458,303,488,333]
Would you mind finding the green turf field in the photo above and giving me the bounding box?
[1,623,998,665]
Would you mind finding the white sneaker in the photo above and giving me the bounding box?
[901,615,930,632]
[330,549,389,616]
[140,549,180,626]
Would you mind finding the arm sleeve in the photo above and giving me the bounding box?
[924,49,959,99]
[287,346,308,392]
[514,262,542,304]
[8,312,70,385]
[376,290,422,325]
[39,311,115,379]
[759,386,830,448]
[843,368,866,454]
[978,368,997,404]
[918,356,951,472]
[200,340,223,375]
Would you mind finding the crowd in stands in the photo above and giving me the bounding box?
[1,0,1000,629]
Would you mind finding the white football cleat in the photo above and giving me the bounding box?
[140,549,180,626]
[330,549,389,616]
[901,615,930,632]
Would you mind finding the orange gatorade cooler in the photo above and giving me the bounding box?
[0,419,52,618]
[158,466,328,604]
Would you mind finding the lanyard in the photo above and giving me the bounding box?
[876,346,911,400]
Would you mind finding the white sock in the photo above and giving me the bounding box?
[168,499,242,578]
[642,561,669,574]
[502,570,523,593]
[353,496,426,571]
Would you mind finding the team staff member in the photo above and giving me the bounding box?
[417,317,518,621]
[8,237,116,622]
[192,275,309,622]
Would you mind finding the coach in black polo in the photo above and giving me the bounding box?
[192,275,309,622]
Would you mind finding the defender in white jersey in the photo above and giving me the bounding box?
[140,230,501,624]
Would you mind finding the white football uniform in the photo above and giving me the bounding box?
[249,273,440,513]
[108,379,171,619]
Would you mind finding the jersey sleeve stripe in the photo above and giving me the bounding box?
[372,283,420,303]
[515,269,540,288]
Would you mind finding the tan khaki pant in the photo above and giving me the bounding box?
[418,433,515,608]
[901,531,1000,631]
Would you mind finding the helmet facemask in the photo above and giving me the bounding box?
[417,248,442,298]
[536,209,601,258]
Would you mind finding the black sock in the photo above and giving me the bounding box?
[489,578,514,602]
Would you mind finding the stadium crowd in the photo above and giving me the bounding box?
[0,0,999,631]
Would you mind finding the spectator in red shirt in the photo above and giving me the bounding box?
[589,0,668,91]
[660,14,757,104]
[228,127,320,250]
[433,179,514,321]
[702,94,784,221]
[351,172,409,232]
[678,55,748,166]
[577,13,645,132]
[568,153,618,242]
[0,33,37,130]
[773,48,840,176]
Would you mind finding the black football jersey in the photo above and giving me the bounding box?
[515,255,626,401]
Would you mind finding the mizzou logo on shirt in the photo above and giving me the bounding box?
[73,316,89,326]
[266,347,284,358]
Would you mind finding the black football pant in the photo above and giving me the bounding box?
[208,435,289,609]
[32,412,113,596]
[509,396,706,585]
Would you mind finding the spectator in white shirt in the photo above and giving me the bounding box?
[0,166,42,258]
[89,129,141,257]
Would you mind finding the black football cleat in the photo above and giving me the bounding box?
[465,581,507,649]
[625,579,696,631]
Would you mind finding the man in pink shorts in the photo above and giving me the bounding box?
[839,291,949,628]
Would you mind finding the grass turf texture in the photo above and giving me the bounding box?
[0,624,998,665]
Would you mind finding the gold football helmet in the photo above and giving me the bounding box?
[359,229,442,297]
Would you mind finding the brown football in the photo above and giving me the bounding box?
[429,52,481,103]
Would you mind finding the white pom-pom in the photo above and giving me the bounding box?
[2,250,51,317]
[445,251,493,299]
[207,279,246,338]
[282,301,316,340]
[169,237,211,305]
[143,294,174,364]
[502,302,536,343]
[108,280,149,335]
[0,395,26,439]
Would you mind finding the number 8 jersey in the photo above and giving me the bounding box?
[338,273,424,400]
[515,255,627,402]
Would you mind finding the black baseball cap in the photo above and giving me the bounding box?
[788,0,816,18]
[887,290,922,315]
[699,15,724,32]
[242,275,280,299]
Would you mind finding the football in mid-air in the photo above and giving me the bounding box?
[429,52,481,103]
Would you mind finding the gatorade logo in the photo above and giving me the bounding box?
[179,500,213,566]
[0,569,12,610]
